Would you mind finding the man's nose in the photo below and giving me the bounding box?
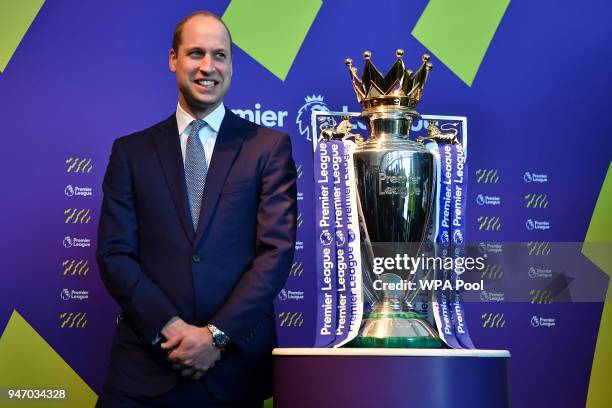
[199,55,215,74]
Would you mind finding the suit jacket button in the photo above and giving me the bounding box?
[192,254,202,263]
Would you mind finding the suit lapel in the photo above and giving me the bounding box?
[194,109,247,245]
[152,115,194,243]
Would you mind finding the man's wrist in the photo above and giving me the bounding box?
[161,316,186,339]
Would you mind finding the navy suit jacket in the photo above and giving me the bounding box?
[96,109,297,402]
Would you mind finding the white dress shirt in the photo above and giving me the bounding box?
[175,102,226,168]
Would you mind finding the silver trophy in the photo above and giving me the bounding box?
[345,50,442,348]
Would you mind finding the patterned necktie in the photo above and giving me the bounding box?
[185,119,208,231]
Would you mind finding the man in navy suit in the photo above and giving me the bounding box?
[96,11,297,407]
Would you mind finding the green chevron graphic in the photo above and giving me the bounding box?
[0,1,45,73]
[584,162,612,408]
[0,310,97,407]
[412,0,510,86]
[223,0,322,81]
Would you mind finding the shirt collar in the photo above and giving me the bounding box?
[175,102,226,135]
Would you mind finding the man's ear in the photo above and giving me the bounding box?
[169,48,177,72]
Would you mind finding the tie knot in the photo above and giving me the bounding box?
[190,119,207,136]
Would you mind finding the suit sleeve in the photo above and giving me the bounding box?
[209,132,297,343]
[97,138,179,342]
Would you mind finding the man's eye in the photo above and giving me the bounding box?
[216,53,226,59]
[190,51,203,57]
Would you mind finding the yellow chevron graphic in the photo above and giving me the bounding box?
[290,261,304,277]
[59,312,87,329]
[65,157,93,173]
[525,193,549,208]
[527,241,551,256]
[583,162,612,407]
[481,312,506,328]
[277,312,304,327]
[0,1,45,73]
[481,263,503,279]
[529,289,554,304]
[62,259,89,276]
[64,208,92,224]
[296,164,303,179]
[475,168,500,184]
[477,216,501,231]
[297,212,303,228]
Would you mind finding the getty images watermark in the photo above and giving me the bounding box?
[371,253,487,292]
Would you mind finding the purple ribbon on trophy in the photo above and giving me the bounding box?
[313,140,338,347]
[425,125,475,349]
[329,140,350,346]
[429,140,463,349]
[313,137,363,347]
[449,141,476,349]
[331,139,363,347]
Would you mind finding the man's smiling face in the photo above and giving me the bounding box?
[169,15,232,118]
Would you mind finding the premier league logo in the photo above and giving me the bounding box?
[65,185,75,197]
[320,230,333,246]
[531,316,540,327]
[336,230,346,246]
[476,194,485,205]
[453,229,464,244]
[61,289,71,300]
[441,230,450,243]
[526,219,535,231]
[528,267,537,279]
[277,289,288,301]
[296,95,330,141]
[63,236,73,248]
[523,172,533,183]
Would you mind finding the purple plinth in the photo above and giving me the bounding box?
[273,348,510,408]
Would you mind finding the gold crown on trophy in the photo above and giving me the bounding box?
[345,49,433,113]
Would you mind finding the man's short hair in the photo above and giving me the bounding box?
[172,11,233,54]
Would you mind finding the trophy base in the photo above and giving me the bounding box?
[347,311,442,349]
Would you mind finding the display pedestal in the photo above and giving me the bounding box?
[273,348,510,408]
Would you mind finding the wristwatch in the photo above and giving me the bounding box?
[206,324,230,349]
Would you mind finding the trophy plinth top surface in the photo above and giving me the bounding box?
[273,348,511,357]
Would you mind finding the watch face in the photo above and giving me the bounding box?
[215,333,228,347]
[208,324,228,348]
